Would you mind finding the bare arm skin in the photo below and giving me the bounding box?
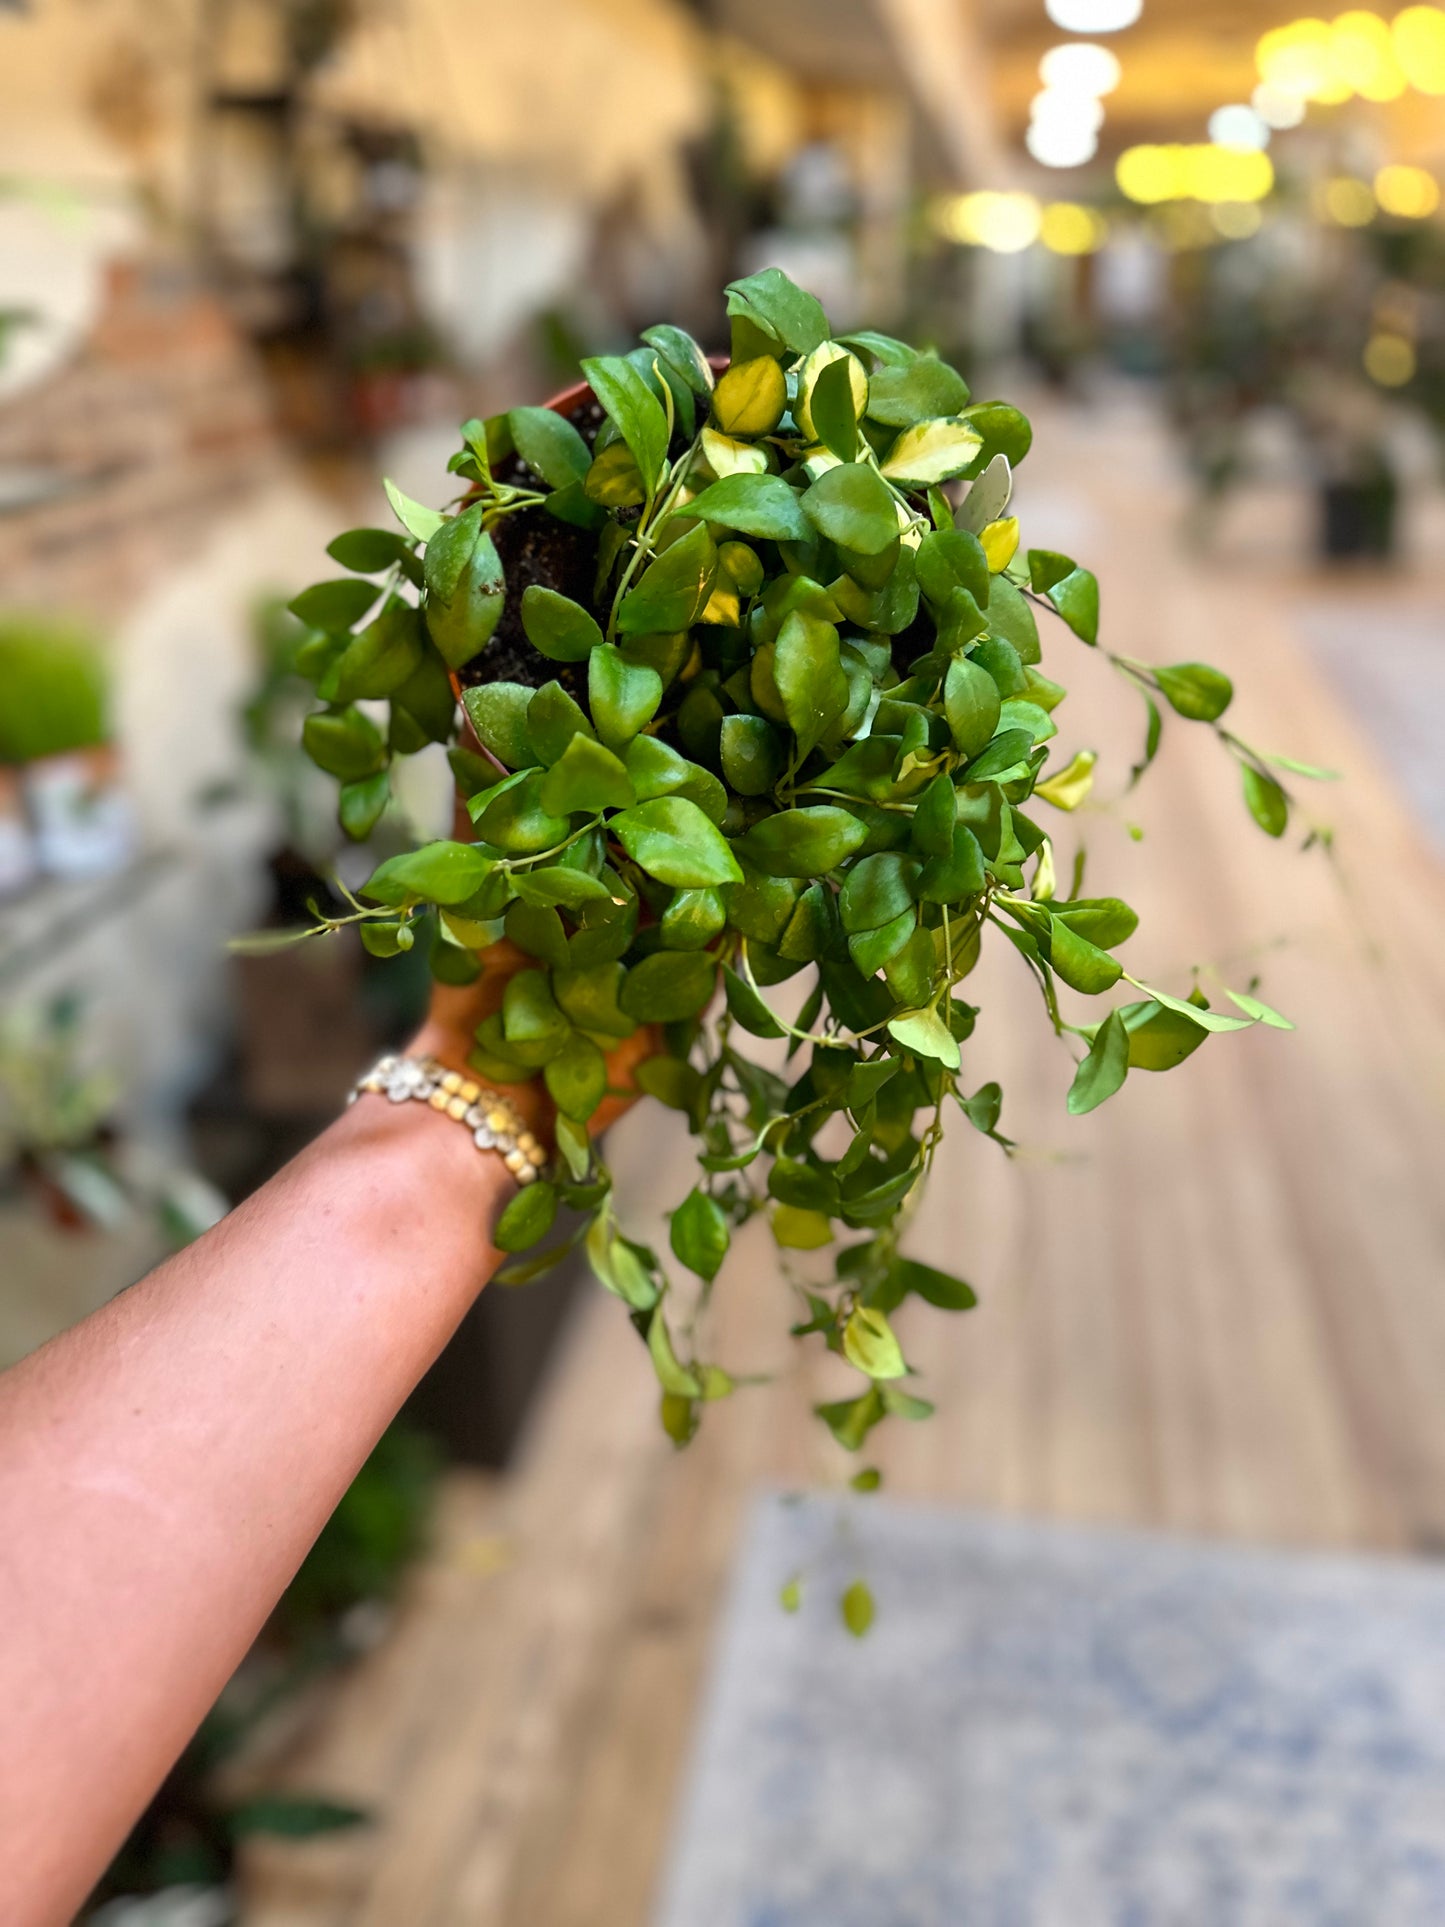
[0,944,652,1924]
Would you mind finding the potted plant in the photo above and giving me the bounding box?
[269,269,1325,1472]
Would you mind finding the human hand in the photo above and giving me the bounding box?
[407,939,657,1153]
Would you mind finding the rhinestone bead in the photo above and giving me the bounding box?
[486,1107,508,1132]
[464,1104,487,1130]
[473,1126,496,1149]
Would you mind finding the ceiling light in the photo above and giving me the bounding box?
[1045,0,1142,30]
[1027,120,1101,168]
[1252,82,1307,128]
[1374,163,1441,217]
[1332,11,1405,100]
[1039,42,1123,95]
[1041,203,1110,253]
[936,191,1043,252]
[1256,21,1351,104]
[1209,104,1271,150]
[1031,89,1107,135]
[1394,6,1445,93]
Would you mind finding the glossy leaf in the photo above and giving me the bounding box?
[611,797,743,888]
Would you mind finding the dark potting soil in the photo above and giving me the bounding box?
[459,398,608,701]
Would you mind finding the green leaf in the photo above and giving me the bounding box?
[611,796,743,888]
[473,771,571,855]
[916,528,990,609]
[670,1187,730,1281]
[303,706,386,781]
[887,1007,961,1070]
[624,736,727,820]
[722,963,785,1038]
[384,477,445,542]
[720,713,786,797]
[984,577,1040,664]
[544,1034,608,1122]
[507,405,591,488]
[617,521,718,635]
[840,1577,876,1637]
[553,962,636,1038]
[327,527,417,575]
[1225,987,1294,1029]
[289,578,378,633]
[891,1257,977,1311]
[1242,764,1288,837]
[331,600,425,702]
[866,357,969,426]
[339,769,390,841]
[641,323,714,397]
[773,1204,835,1249]
[944,657,1003,757]
[424,504,506,670]
[538,735,634,815]
[963,728,1033,782]
[1120,999,1210,1070]
[580,355,668,494]
[815,1387,884,1451]
[802,463,899,556]
[585,440,646,508]
[851,1467,883,1493]
[844,1304,906,1379]
[1155,662,1234,723]
[462,682,537,769]
[1067,1008,1130,1115]
[589,646,662,750]
[918,825,987,904]
[648,1305,702,1398]
[685,471,810,541]
[520,586,603,663]
[711,357,788,436]
[839,852,919,933]
[363,839,492,907]
[1047,919,1123,995]
[526,681,593,765]
[503,968,568,1044]
[494,1180,558,1253]
[1047,567,1100,645]
[809,353,860,461]
[619,949,717,1022]
[1052,897,1138,948]
[228,1795,368,1841]
[586,1215,661,1311]
[724,267,829,354]
[880,417,984,487]
[738,806,868,878]
[775,610,849,759]
[961,401,1033,469]
[512,866,612,910]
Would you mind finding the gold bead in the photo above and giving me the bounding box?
[519,1134,541,1160]
[516,1167,537,1186]
[428,1089,450,1111]
[441,1070,462,1095]
[446,1096,469,1121]
[504,1149,526,1175]
[487,1108,509,1132]
[459,1079,480,1104]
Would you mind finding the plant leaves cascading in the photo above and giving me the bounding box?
[284,268,1324,1494]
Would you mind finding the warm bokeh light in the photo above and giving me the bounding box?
[1211,201,1265,239]
[1041,202,1110,253]
[1044,0,1143,29]
[1332,10,1407,98]
[1256,20,1352,104]
[1039,42,1123,95]
[1252,81,1308,127]
[1117,144,1275,206]
[1375,163,1442,216]
[1322,176,1378,224]
[934,191,1043,252]
[1394,5,1445,90]
[1209,104,1271,151]
[1364,331,1418,383]
[1027,120,1101,168]
[1151,202,1220,251]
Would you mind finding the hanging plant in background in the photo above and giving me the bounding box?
[268,269,1326,1541]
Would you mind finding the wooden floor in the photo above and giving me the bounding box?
[242,396,1445,1926]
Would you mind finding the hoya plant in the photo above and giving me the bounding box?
[277,268,1324,1470]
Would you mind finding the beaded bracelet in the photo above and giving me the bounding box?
[349,1053,546,1186]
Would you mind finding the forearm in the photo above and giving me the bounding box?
[0,1091,510,1924]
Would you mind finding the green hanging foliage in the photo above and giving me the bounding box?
[270,269,1328,1499]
